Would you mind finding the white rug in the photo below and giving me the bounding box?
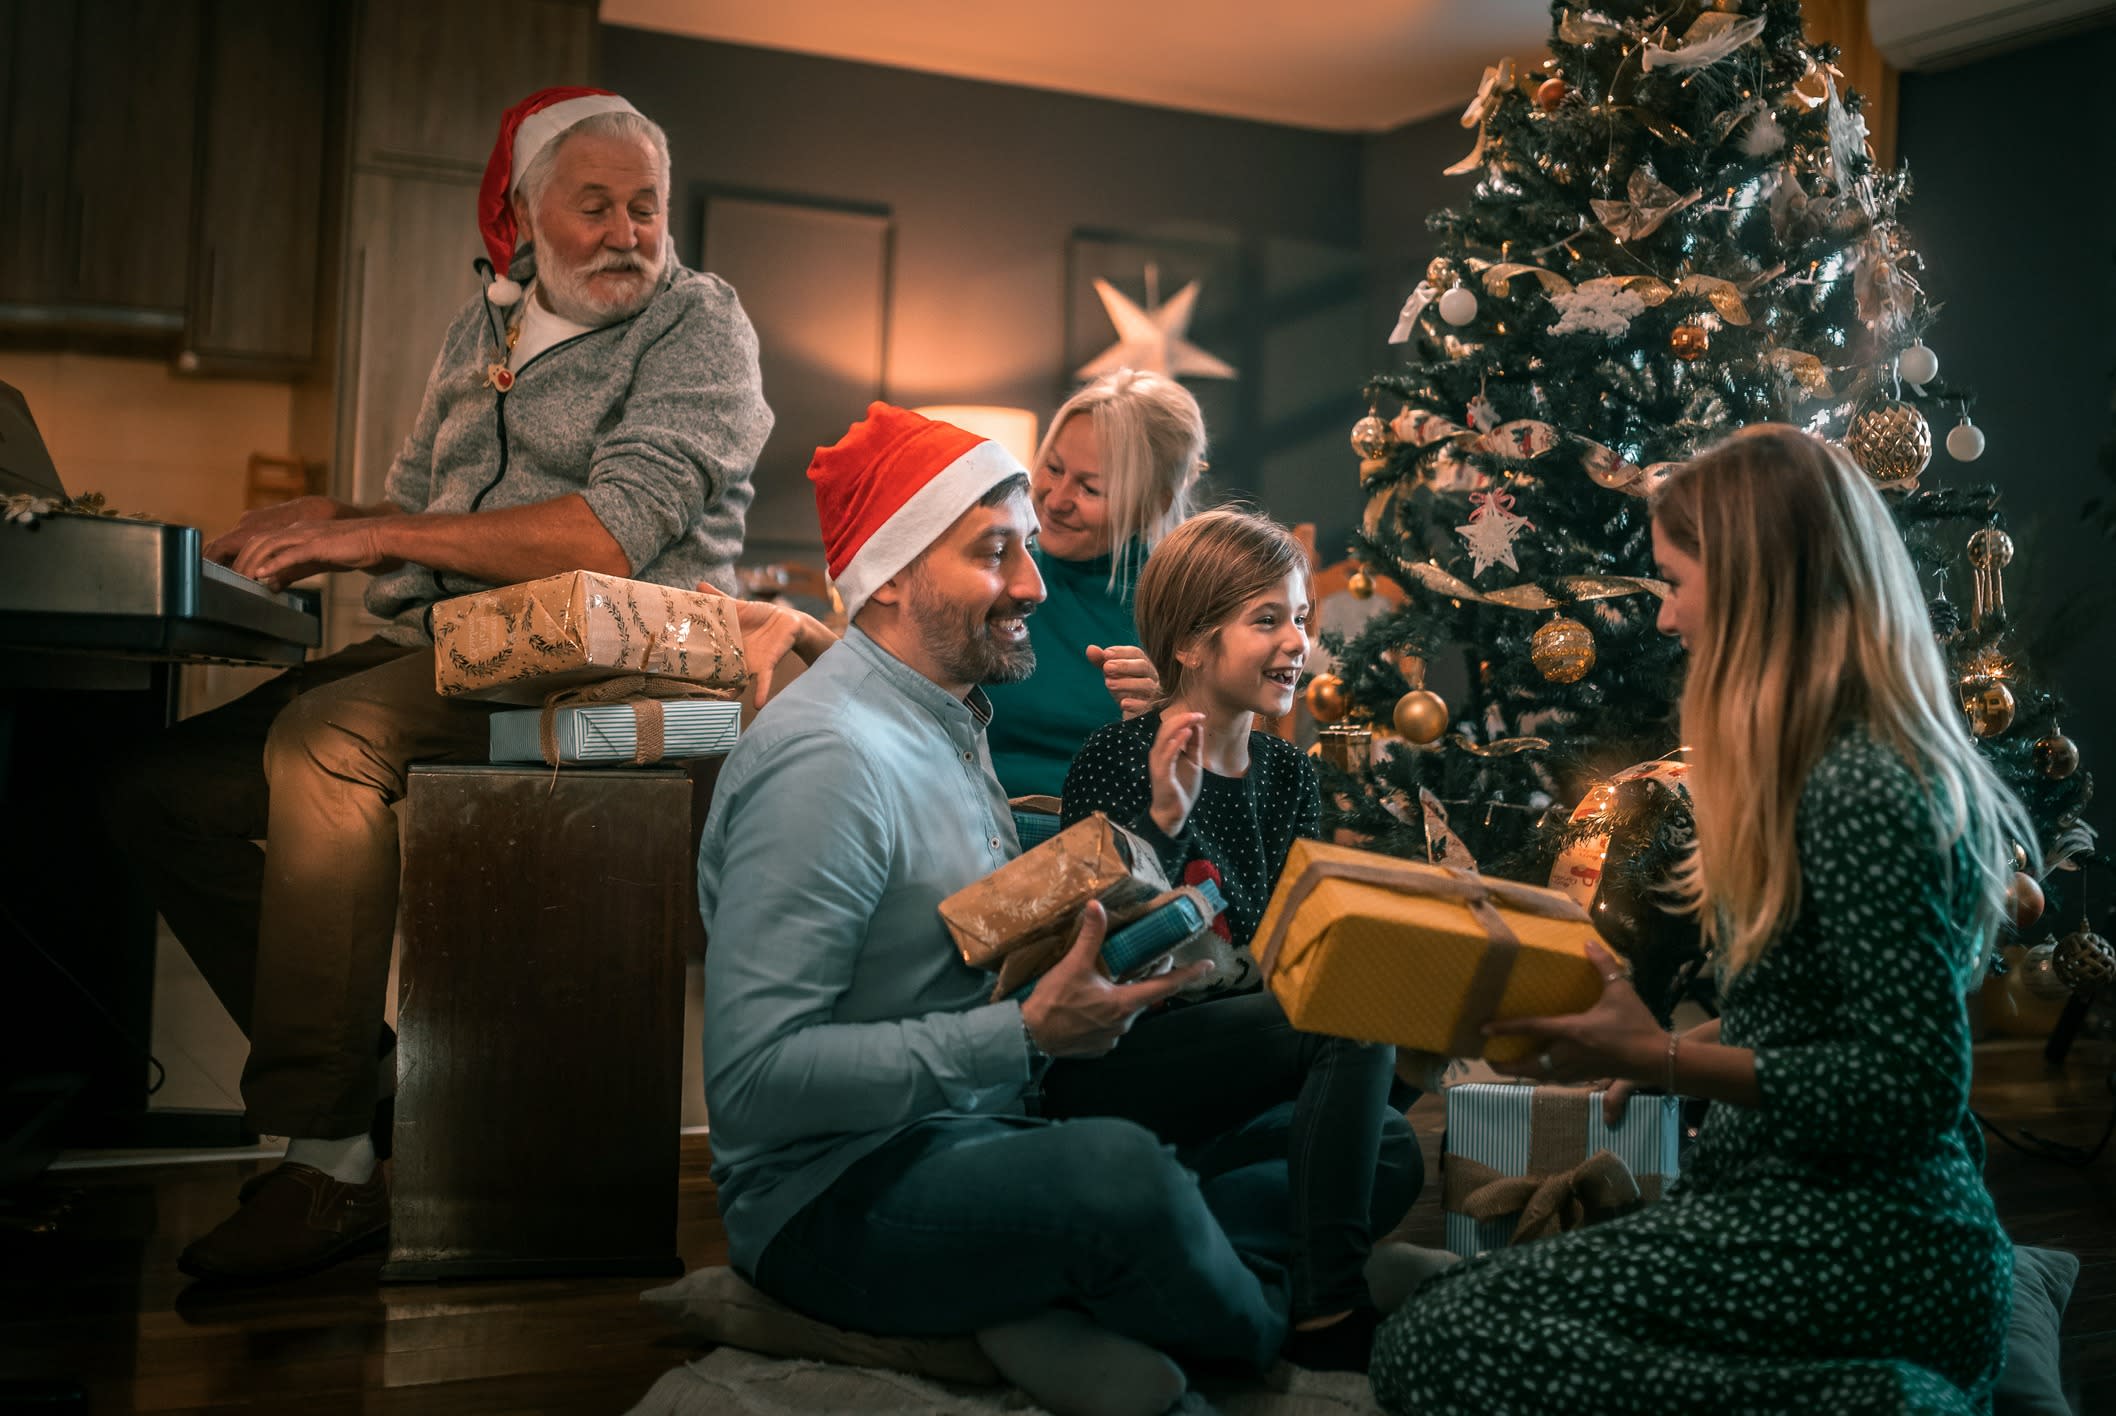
[625,1345,1385,1416]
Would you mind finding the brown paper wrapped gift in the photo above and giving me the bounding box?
[939,814,1170,997]
[1257,838,1603,1064]
[431,570,747,703]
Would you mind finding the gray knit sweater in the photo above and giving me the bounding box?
[368,260,772,642]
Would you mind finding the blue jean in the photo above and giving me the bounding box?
[1040,989,1409,1318]
[753,1113,1292,1370]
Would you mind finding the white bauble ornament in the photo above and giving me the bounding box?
[1897,339,1938,386]
[1946,416,1986,462]
[1438,286,1479,326]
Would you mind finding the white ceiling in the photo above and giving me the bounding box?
[601,0,1553,132]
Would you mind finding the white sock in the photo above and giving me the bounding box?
[285,1132,378,1185]
[976,1309,1186,1416]
[1364,1241,1460,1315]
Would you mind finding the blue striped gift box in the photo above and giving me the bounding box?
[1441,1081,1682,1258]
[487,698,742,764]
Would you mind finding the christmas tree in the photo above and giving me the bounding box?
[1319,0,2094,1016]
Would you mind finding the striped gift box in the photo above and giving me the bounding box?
[1441,1081,1681,1258]
[487,698,741,764]
[1008,795,1065,849]
[1008,878,1225,1001]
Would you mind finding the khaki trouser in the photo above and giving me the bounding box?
[102,638,498,1138]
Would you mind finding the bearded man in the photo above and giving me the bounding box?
[100,89,771,1283]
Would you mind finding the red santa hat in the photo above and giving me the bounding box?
[477,86,642,305]
[808,404,1029,623]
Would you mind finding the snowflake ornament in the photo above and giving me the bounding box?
[1547,283,1648,337]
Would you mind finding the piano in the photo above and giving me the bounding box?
[0,380,321,671]
[1,380,322,1158]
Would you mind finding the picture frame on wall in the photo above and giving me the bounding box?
[697,187,894,557]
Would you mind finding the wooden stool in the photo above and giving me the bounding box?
[383,763,692,1280]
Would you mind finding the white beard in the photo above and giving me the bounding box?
[530,226,668,326]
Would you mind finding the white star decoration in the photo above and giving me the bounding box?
[1456,496,1535,577]
[1076,273,1238,382]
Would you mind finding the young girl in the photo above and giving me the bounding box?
[1371,425,2032,1412]
[1047,508,1418,1371]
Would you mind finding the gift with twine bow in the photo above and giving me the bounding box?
[431,569,747,703]
[520,674,741,767]
[1256,839,1604,1065]
[1442,1082,1682,1257]
[939,814,1172,992]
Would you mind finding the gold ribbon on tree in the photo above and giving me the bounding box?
[537,674,741,768]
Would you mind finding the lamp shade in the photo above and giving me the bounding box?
[911,405,1040,469]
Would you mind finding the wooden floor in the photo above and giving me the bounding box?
[2,1040,2110,1414]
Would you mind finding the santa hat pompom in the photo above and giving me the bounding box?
[486,273,524,305]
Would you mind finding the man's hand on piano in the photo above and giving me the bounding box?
[204,496,373,568]
[232,517,400,591]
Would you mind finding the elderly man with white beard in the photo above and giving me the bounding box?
[99,88,772,1283]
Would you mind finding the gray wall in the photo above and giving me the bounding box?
[1898,25,2116,843]
[603,25,1372,557]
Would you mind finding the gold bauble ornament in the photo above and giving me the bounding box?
[1426,257,1458,288]
[1350,409,1395,461]
[1845,400,1933,485]
[2007,871,2045,930]
[1669,323,1709,360]
[1347,569,1375,600]
[1359,456,1390,481]
[1966,526,2014,569]
[2010,840,2030,874]
[1392,688,1450,744]
[1961,677,2016,737]
[1534,77,1569,112]
[1305,673,1349,725]
[2035,730,2080,780]
[2054,928,2116,991]
[1531,616,1597,684]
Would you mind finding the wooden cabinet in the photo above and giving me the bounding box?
[352,0,598,173]
[0,1,82,307]
[70,0,201,314]
[183,0,332,369]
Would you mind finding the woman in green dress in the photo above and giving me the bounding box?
[1370,425,2034,1414]
[984,369,1206,798]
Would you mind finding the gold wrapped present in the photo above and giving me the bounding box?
[940,813,1170,996]
[1257,839,1603,1064]
[431,570,747,703]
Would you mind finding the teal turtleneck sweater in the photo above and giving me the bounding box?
[984,544,1142,799]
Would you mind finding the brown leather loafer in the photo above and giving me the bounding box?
[178,1162,389,1282]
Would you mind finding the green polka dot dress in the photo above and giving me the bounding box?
[1371,728,2014,1414]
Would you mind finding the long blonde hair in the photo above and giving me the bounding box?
[1651,424,2034,975]
[1034,370,1206,587]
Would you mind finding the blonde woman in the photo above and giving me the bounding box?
[1371,425,2033,1413]
[985,369,1206,797]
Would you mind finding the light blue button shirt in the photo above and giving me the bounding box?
[699,627,1029,1274]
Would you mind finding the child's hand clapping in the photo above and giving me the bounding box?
[1148,709,1207,838]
